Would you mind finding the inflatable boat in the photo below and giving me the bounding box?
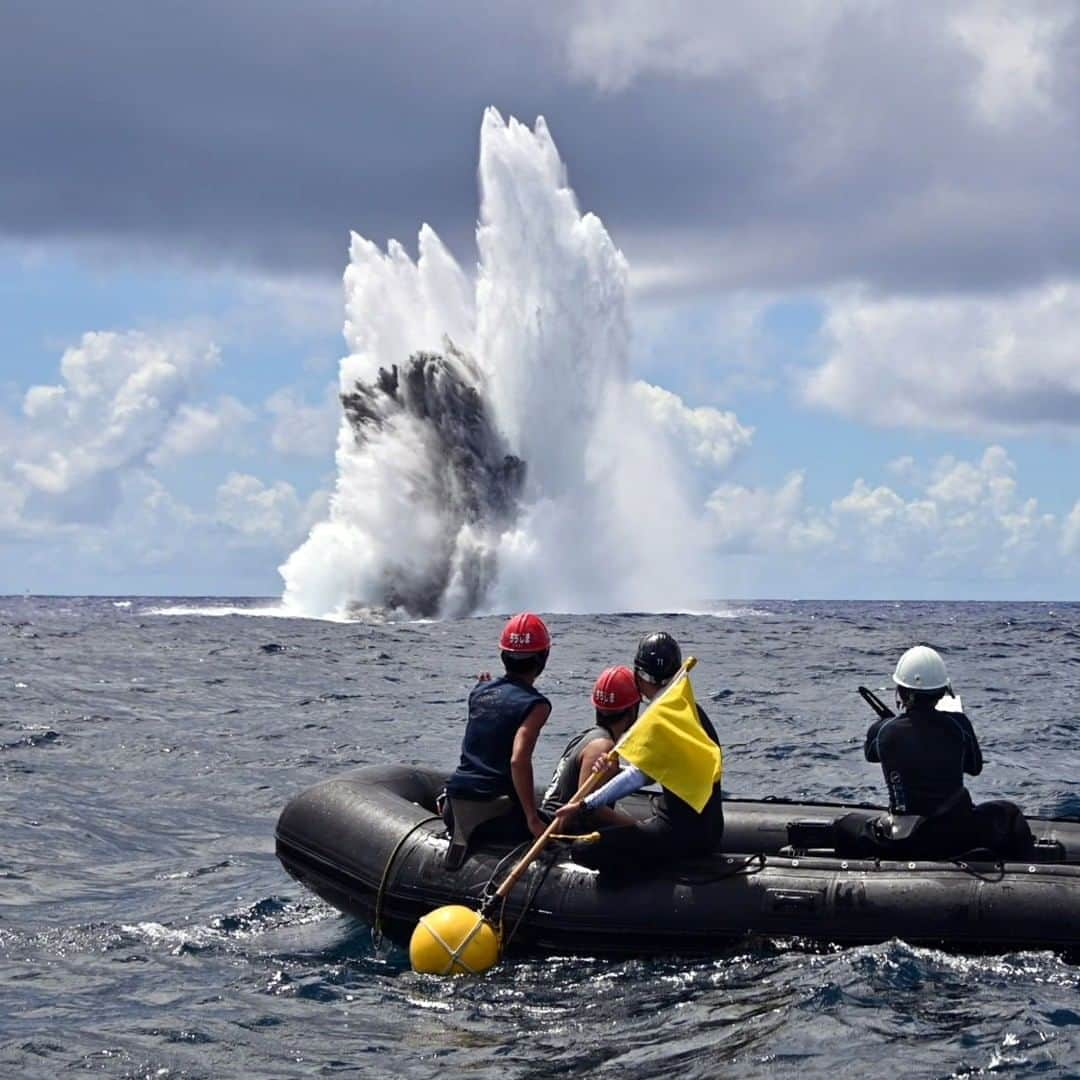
[275,764,1080,959]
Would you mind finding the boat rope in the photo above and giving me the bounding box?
[372,814,441,951]
[950,858,1006,882]
[673,851,768,885]
[477,838,534,933]
[496,847,560,951]
[476,837,569,949]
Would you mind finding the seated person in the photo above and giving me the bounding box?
[541,665,641,831]
[837,645,1030,858]
[442,613,552,846]
[554,631,724,873]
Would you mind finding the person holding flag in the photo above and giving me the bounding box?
[540,664,642,830]
[553,632,724,873]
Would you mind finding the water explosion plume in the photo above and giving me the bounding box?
[281,110,707,619]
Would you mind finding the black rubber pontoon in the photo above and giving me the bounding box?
[275,764,1080,958]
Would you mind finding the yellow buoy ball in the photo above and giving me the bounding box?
[409,905,501,976]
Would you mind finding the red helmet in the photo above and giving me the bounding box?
[499,612,551,654]
[592,665,641,713]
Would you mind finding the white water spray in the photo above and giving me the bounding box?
[281,110,710,618]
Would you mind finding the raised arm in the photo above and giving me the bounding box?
[582,765,651,810]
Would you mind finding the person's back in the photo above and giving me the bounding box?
[448,674,550,801]
[541,726,611,814]
[866,703,981,816]
[541,665,641,824]
[442,612,553,845]
[836,644,1032,859]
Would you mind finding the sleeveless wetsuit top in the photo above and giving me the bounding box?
[445,675,550,802]
[541,726,611,814]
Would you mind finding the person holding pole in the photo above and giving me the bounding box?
[412,637,721,976]
[540,665,641,830]
[554,632,724,874]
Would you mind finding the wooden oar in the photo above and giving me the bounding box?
[410,656,702,974]
[409,765,611,975]
[480,766,608,917]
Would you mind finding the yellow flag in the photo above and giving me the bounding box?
[614,668,722,813]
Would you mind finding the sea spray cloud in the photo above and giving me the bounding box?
[280,109,714,618]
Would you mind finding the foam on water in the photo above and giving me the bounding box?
[280,110,708,620]
[145,602,333,620]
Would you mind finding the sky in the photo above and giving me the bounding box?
[3,0,1080,601]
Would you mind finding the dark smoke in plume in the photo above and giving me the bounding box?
[339,342,524,616]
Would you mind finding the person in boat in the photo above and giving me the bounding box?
[553,631,724,873]
[540,665,641,831]
[837,645,1030,858]
[442,613,552,844]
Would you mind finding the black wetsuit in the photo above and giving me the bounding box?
[541,726,611,815]
[837,705,988,857]
[866,707,982,815]
[443,675,550,844]
[571,705,724,873]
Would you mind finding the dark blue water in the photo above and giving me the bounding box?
[2,597,1079,1078]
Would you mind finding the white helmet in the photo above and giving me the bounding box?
[892,645,949,691]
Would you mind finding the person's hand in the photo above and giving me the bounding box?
[590,751,614,775]
[553,800,583,825]
[526,814,548,839]
[476,671,492,683]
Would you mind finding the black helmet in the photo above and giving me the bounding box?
[634,631,682,685]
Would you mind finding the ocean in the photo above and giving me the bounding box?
[2,597,1078,1078]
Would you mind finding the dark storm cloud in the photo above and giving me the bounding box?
[4,1,1080,295]
[0,0,562,269]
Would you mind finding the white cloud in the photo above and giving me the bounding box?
[13,330,218,497]
[563,0,854,96]
[1063,502,1080,555]
[631,381,753,470]
[150,396,254,465]
[265,384,340,458]
[949,3,1068,125]
[804,283,1080,434]
[0,476,29,534]
[0,327,340,590]
[707,446,1065,587]
[706,471,833,553]
[564,2,1071,128]
[214,472,327,544]
[886,455,919,482]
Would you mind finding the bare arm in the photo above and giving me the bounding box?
[576,738,616,792]
[511,702,550,838]
[575,740,635,824]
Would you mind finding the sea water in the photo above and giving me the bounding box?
[2,596,1078,1077]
